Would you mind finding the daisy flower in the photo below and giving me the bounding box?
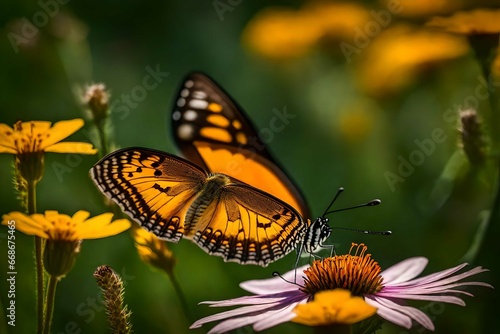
[191,243,491,333]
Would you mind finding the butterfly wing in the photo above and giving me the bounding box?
[171,72,310,218]
[90,146,306,266]
[90,147,207,241]
[192,181,306,266]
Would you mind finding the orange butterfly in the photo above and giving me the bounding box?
[91,73,337,266]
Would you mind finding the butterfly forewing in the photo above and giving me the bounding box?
[172,72,310,218]
[90,148,206,241]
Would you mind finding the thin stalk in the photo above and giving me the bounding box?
[42,275,58,334]
[167,271,193,323]
[27,180,44,334]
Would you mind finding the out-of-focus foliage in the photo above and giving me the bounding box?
[1,1,500,333]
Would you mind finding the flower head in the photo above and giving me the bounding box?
[356,24,469,97]
[191,244,491,333]
[426,9,500,35]
[94,265,133,334]
[132,224,176,275]
[2,210,130,277]
[0,119,97,183]
[83,83,110,124]
[2,210,130,241]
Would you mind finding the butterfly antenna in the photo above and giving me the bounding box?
[321,187,345,217]
[324,199,381,215]
[332,226,392,235]
[272,272,303,288]
[322,190,389,236]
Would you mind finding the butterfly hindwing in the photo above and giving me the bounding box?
[90,147,206,242]
[171,72,310,218]
[193,182,306,266]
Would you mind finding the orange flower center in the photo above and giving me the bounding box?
[301,243,384,297]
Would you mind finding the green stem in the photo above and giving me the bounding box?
[27,180,45,334]
[42,275,58,334]
[167,271,193,323]
[95,120,108,158]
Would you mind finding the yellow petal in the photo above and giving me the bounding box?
[0,123,16,152]
[292,289,377,326]
[44,142,97,154]
[40,119,84,149]
[0,147,17,154]
[72,210,91,224]
[2,212,49,238]
[79,217,131,239]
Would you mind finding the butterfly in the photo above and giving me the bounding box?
[90,73,334,267]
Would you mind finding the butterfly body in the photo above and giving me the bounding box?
[302,217,332,253]
[91,72,333,266]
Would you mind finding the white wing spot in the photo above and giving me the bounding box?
[184,110,198,121]
[185,80,194,88]
[177,124,194,140]
[172,111,182,121]
[192,91,207,99]
[189,99,209,109]
[177,98,186,107]
[180,88,189,97]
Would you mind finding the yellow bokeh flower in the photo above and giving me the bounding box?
[292,289,377,326]
[132,225,176,275]
[356,24,469,97]
[242,2,372,60]
[379,0,463,18]
[304,2,371,41]
[426,9,500,35]
[242,7,322,60]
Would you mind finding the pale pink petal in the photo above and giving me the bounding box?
[207,314,262,334]
[240,265,308,293]
[200,292,299,307]
[369,296,434,330]
[365,297,412,329]
[254,301,300,331]
[390,263,469,287]
[381,257,428,284]
[376,291,466,305]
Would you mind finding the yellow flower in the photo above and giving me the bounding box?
[379,0,463,18]
[132,225,176,275]
[292,289,377,326]
[0,119,97,182]
[242,2,372,60]
[0,119,96,155]
[356,24,469,97]
[426,9,500,34]
[2,210,130,241]
[242,7,322,60]
[304,2,371,41]
[2,210,130,277]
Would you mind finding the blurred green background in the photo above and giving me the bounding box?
[1,0,500,333]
